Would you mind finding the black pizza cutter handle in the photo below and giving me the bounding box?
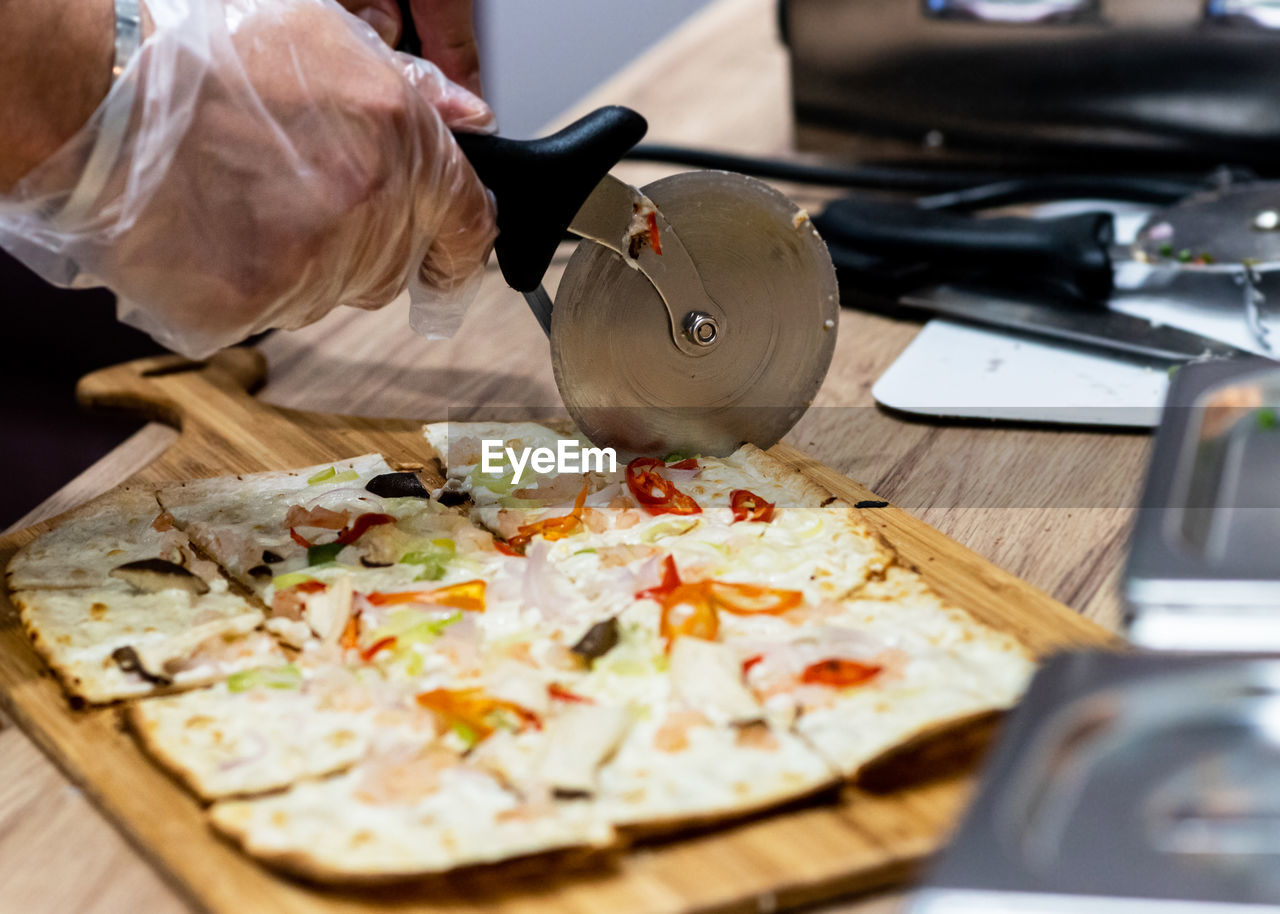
[392,0,647,296]
[812,198,1117,304]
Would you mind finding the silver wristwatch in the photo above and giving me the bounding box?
[112,0,143,84]
[55,0,144,224]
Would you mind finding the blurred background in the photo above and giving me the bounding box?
[476,0,712,136]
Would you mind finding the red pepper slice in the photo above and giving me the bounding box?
[507,480,590,554]
[547,683,594,704]
[646,211,662,256]
[800,658,882,688]
[626,458,670,505]
[336,512,394,546]
[707,580,802,616]
[625,458,702,516]
[659,583,720,650]
[666,457,699,470]
[493,539,522,557]
[741,654,765,676]
[635,555,682,601]
[366,579,487,612]
[360,635,397,662]
[730,488,775,524]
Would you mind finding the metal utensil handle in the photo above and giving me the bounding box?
[814,198,1116,303]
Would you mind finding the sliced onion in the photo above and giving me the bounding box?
[584,481,622,507]
[301,488,383,513]
[521,542,586,621]
[435,614,481,671]
[664,467,701,484]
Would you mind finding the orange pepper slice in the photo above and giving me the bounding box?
[415,688,541,744]
[659,583,721,649]
[505,479,590,554]
[366,579,486,612]
[707,580,802,616]
[639,556,803,648]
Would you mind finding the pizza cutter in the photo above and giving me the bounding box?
[392,11,838,456]
[449,108,839,457]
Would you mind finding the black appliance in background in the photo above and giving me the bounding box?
[0,251,167,528]
[781,0,1280,174]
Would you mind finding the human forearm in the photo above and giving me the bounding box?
[0,0,116,191]
[0,0,495,356]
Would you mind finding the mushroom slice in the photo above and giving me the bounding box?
[537,704,631,798]
[112,646,173,686]
[110,558,210,595]
[668,638,760,725]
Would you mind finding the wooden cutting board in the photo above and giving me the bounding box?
[0,349,1117,914]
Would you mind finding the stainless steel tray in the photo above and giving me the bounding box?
[910,651,1280,914]
[1126,357,1280,650]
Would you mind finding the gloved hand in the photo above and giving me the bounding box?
[0,0,496,357]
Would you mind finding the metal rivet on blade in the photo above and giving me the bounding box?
[683,311,719,347]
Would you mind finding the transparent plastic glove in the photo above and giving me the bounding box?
[0,0,496,357]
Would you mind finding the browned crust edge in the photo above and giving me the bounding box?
[853,709,1006,794]
[206,811,624,887]
[615,773,844,841]
[5,485,164,591]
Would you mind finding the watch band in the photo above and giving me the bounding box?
[112,0,143,84]
[53,0,144,225]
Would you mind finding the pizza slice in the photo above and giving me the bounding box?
[207,740,616,882]
[156,454,437,596]
[9,487,283,703]
[14,586,281,704]
[7,487,209,591]
[127,661,438,800]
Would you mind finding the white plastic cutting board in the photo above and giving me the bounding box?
[872,207,1274,427]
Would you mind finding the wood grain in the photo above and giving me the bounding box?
[0,351,1114,914]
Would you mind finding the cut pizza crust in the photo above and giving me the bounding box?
[15,585,279,703]
[128,681,382,800]
[7,487,193,591]
[208,745,617,883]
[156,455,402,595]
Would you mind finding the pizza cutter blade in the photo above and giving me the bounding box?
[452,108,840,457]
[550,171,839,457]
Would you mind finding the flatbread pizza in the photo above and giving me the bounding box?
[4,422,1035,881]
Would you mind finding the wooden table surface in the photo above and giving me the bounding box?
[0,0,1150,910]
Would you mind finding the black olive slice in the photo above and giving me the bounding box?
[365,472,431,499]
[570,617,619,661]
[437,489,471,508]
